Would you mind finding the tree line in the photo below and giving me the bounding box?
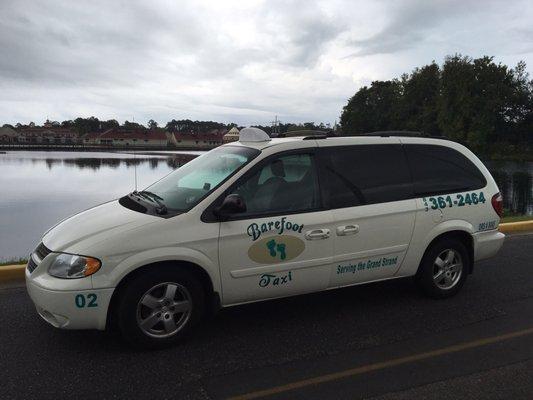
[4,118,330,137]
[339,55,533,158]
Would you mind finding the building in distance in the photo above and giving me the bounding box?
[223,127,240,143]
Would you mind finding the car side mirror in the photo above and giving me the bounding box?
[214,194,246,220]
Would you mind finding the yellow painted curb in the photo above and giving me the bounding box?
[499,220,533,233]
[0,264,26,282]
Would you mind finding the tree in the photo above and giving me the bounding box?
[101,119,119,131]
[506,61,533,146]
[340,54,533,157]
[437,55,528,152]
[123,120,144,130]
[73,116,100,135]
[340,79,402,135]
[165,119,226,133]
[148,119,158,129]
[400,62,440,135]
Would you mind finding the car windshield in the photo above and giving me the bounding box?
[143,146,260,213]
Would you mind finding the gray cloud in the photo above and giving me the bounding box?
[0,0,532,126]
[345,0,505,58]
[0,0,206,85]
[260,0,344,67]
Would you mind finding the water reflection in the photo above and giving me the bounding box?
[511,172,532,215]
[488,162,533,215]
[29,154,197,170]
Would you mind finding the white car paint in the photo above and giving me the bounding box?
[26,133,505,331]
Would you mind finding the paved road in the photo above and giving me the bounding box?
[1,233,532,400]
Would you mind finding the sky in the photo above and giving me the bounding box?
[1,0,533,127]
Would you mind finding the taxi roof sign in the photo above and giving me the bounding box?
[239,127,271,143]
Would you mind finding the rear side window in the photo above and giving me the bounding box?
[405,144,486,196]
[320,144,413,208]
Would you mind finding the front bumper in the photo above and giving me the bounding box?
[473,229,505,261]
[26,268,113,330]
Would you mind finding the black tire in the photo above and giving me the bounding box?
[415,238,469,299]
[116,267,205,349]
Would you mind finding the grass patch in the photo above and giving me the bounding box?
[0,258,27,266]
[501,215,533,223]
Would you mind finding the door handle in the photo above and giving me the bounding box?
[336,224,359,236]
[305,229,330,240]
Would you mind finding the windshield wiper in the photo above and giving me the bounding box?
[139,190,165,201]
[132,191,168,215]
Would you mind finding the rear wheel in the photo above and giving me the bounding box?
[415,238,469,298]
[116,268,205,349]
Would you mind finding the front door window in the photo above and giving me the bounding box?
[230,153,320,216]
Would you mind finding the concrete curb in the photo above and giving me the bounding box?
[0,220,531,283]
[499,220,533,233]
[0,264,26,282]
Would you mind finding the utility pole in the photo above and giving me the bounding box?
[270,115,281,137]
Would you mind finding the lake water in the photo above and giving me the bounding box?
[0,151,531,260]
[0,151,201,261]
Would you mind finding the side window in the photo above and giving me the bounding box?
[405,144,486,195]
[321,144,413,208]
[230,153,320,216]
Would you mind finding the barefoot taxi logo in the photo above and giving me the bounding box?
[248,235,305,264]
[247,217,304,241]
[259,271,293,287]
[246,217,306,263]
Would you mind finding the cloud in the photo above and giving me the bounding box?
[258,0,344,67]
[344,0,510,58]
[0,0,532,126]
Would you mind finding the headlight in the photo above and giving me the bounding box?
[48,253,101,279]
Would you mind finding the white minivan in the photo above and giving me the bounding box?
[26,128,505,348]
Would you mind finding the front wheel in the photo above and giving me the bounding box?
[415,238,469,299]
[116,268,205,349]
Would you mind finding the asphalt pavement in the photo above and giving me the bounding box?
[0,233,532,400]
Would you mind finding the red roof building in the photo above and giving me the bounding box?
[84,128,170,147]
[16,127,78,144]
[0,126,18,143]
[172,128,226,148]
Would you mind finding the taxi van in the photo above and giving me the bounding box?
[26,128,505,348]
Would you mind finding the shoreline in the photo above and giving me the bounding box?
[0,144,216,152]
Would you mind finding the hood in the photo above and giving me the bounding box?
[42,200,158,254]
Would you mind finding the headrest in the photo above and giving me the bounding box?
[271,159,285,177]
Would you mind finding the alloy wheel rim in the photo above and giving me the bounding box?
[433,249,463,290]
[136,282,192,338]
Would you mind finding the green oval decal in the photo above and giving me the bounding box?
[248,235,305,264]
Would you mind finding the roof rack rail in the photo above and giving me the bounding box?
[277,130,337,140]
[277,130,327,138]
[361,131,452,140]
[302,134,327,140]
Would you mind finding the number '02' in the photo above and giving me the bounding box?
[75,293,98,308]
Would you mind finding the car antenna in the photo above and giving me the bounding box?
[134,147,138,192]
